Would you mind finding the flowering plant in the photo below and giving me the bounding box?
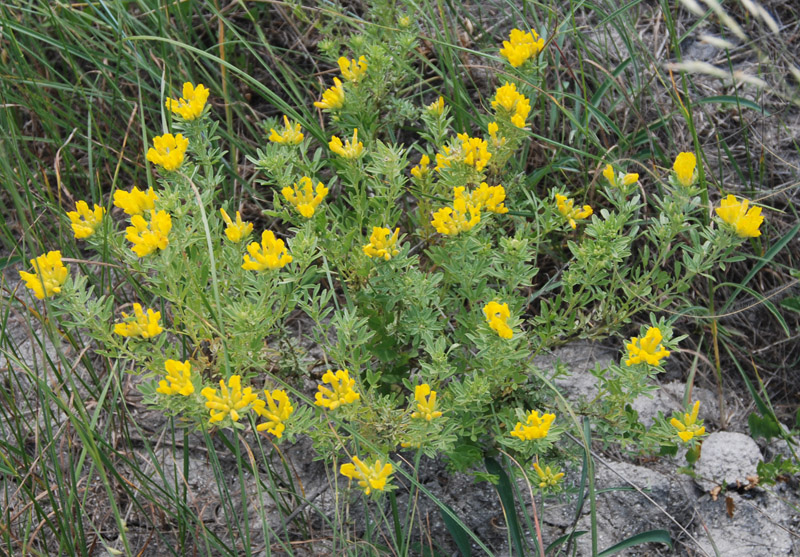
[13,16,778,554]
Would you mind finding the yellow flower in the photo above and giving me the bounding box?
[340,456,393,495]
[242,230,293,271]
[602,164,639,189]
[533,461,564,488]
[555,193,593,229]
[165,82,209,121]
[673,152,697,187]
[487,121,507,150]
[510,410,555,441]
[113,187,157,216]
[314,369,360,410]
[457,133,491,172]
[411,384,442,421]
[125,210,172,257]
[281,177,329,218]
[465,183,508,214]
[625,326,670,366]
[113,303,163,339]
[500,28,545,67]
[483,301,513,339]
[427,96,445,115]
[362,227,400,261]
[338,55,368,83]
[219,208,253,243]
[253,389,294,438]
[715,195,764,238]
[268,115,304,145]
[329,128,364,159]
[410,154,430,180]
[670,401,707,442]
[19,251,68,300]
[431,195,481,235]
[491,82,531,128]
[314,77,345,110]
[146,133,188,172]
[201,375,260,423]
[435,146,453,172]
[157,359,194,396]
[66,200,105,239]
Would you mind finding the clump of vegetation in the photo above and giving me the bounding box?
[2,0,798,554]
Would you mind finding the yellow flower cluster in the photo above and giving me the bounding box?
[602,164,639,189]
[201,375,259,423]
[338,56,368,83]
[165,82,209,121]
[146,133,188,172]
[220,209,253,243]
[329,128,364,159]
[340,456,393,495]
[269,115,304,145]
[282,177,329,218]
[715,195,764,238]
[500,28,545,67]
[431,194,481,236]
[67,200,105,240]
[253,389,294,438]
[362,227,400,261]
[673,152,697,187]
[491,82,530,128]
[157,359,194,396]
[461,183,509,214]
[510,410,555,441]
[555,193,593,229]
[19,251,69,300]
[431,184,507,236]
[427,96,445,115]
[459,133,491,171]
[670,401,706,442]
[314,77,345,111]
[533,461,564,488]
[242,230,293,271]
[483,301,513,339]
[625,327,670,366]
[435,133,491,173]
[114,187,157,216]
[314,369,360,410]
[410,154,430,180]
[125,210,172,257]
[411,384,442,421]
[113,303,163,339]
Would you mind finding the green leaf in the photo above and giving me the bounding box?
[696,95,770,116]
[440,503,472,557]
[545,531,588,555]
[748,412,782,441]
[685,445,701,465]
[485,457,526,557]
[597,529,672,556]
[659,444,679,457]
[779,297,800,313]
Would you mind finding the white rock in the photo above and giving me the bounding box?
[695,432,762,492]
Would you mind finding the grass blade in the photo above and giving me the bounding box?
[597,529,672,556]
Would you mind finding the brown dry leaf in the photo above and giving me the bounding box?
[710,485,721,501]
[745,475,760,489]
[725,495,736,518]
